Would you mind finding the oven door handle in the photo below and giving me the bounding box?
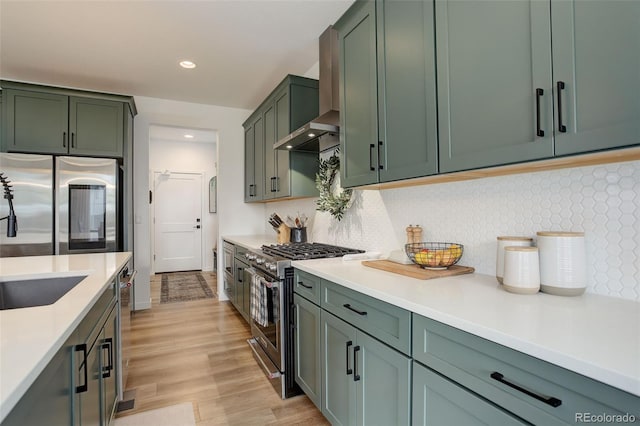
[260,278,280,289]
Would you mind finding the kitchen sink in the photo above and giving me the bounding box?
[0,275,87,310]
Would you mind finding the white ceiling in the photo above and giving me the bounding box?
[0,0,354,110]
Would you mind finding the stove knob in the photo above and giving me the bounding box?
[244,253,251,260]
[256,257,265,265]
[248,253,256,261]
[269,263,278,272]
[265,261,273,270]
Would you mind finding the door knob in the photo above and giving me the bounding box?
[194,225,201,229]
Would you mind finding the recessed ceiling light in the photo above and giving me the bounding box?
[179,60,196,69]
[184,134,194,139]
[308,133,316,138]
[286,145,293,149]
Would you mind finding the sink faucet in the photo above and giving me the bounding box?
[0,173,17,237]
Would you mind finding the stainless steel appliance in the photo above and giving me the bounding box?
[246,242,364,398]
[0,153,119,257]
[56,156,117,254]
[0,153,54,257]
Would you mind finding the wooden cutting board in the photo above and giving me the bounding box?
[362,260,474,280]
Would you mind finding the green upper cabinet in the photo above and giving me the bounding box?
[551,0,640,156]
[336,0,438,188]
[244,115,264,202]
[3,89,70,154]
[1,81,133,158]
[436,0,555,173]
[69,96,124,157]
[243,75,320,203]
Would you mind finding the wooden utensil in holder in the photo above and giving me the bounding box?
[277,224,291,244]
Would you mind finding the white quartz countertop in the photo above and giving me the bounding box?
[0,252,132,422]
[222,234,277,250]
[292,258,640,397]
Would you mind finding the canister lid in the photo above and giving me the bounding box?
[504,246,538,252]
[497,236,533,241]
[536,231,584,237]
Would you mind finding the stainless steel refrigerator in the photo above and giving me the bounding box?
[0,153,117,257]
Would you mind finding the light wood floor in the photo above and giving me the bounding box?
[116,272,328,425]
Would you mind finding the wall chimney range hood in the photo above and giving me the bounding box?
[274,26,340,152]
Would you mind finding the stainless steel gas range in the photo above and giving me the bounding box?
[244,243,364,399]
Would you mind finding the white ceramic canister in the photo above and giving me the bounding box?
[536,231,586,296]
[503,246,540,294]
[496,236,533,284]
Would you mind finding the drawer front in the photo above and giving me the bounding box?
[234,244,248,259]
[413,314,640,425]
[321,280,411,355]
[293,269,321,304]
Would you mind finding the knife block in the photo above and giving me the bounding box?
[277,224,291,244]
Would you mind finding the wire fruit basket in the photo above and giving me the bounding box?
[405,242,464,270]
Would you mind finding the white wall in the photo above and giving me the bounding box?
[149,137,218,272]
[134,96,265,310]
[268,159,640,302]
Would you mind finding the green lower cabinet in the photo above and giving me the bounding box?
[321,311,411,426]
[1,332,76,426]
[412,362,528,426]
[293,293,322,409]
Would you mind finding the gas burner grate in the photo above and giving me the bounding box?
[261,242,364,260]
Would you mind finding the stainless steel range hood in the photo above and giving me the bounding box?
[274,26,340,152]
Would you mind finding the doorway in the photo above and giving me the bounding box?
[153,171,203,272]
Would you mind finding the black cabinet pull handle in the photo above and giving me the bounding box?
[535,88,545,137]
[270,177,277,192]
[378,141,384,170]
[107,337,113,372]
[343,303,367,316]
[71,132,75,148]
[275,176,280,192]
[101,338,113,378]
[557,81,567,133]
[63,132,67,148]
[250,184,255,197]
[353,345,361,381]
[346,341,353,375]
[490,372,562,407]
[237,267,243,282]
[298,281,313,289]
[75,344,88,393]
[369,143,375,171]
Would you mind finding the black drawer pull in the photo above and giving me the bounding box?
[75,344,88,393]
[71,132,76,148]
[557,81,567,133]
[353,345,361,381]
[298,281,313,289]
[63,131,67,148]
[346,341,353,375]
[378,141,384,170]
[490,372,562,407]
[343,303,367,316]
[535,88,545,137]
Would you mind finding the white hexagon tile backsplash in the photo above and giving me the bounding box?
[270,160,640,301]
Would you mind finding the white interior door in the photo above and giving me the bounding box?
[153,171,203,273]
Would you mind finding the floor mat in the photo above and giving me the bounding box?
[113,402,196,426]
[160,271,215,304]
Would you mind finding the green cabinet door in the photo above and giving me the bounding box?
[69,96,124,157]
[102,304,118,424]
[551,0,640,156]
[377,0,438,182]
[244,124,256,202]
[413,362,528,426]
[337,0,380,188]
[1,332,76,426]
[263,103,277,200]
[80,335,103,426]
[3,89,69,154]
[274,88,291,198]
[294,293,322,409]
[322,311,357,426]
[244,117,265,202]
[436,0,554,173]
[357,331,411,426]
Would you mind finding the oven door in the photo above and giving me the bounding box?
[247,268,283,371]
